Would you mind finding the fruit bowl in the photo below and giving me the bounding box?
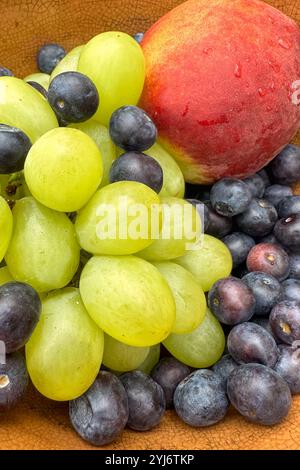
[1,0,300,450]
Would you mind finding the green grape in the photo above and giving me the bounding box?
[138,197,201,261]
[26,288,104,401]
[0,196,13,262]
[24,73,50,90]
[75,181,161,255]
[103,333,149,372]
[163,308,225,368]
[0,77,58,142]
[0,266,13,286]
[137,344,161,374]
[80,255,176,347]
[175,234,233,292]
[24,128,103,212]
[78,32,145,126]
[68,119,116,187]
[50,45,84,81]
[153,261,206,334]
[5,197,80,292]
[146,143,185,198]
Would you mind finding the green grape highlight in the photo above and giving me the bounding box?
[75,181,161,255]
[24,73,50,90]
[146,143,185,198]
[175,234,233,292]
[5,197,80,292]
[50,45,84,81]
[103,334,149,372]
[138,197,201,261]
[0,77,58,142]
[80,255,176,347]
[26,288,104,401]
[24,128,103,212]
[0,196,13,262]
[163,308,225,368]
[153,261,206,334]
[78,32,145,126]
[0,266,13,286]
[68,119,116,187]
[137,344,161,374]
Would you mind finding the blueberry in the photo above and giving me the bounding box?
[151,357,191,408]
[186,199,209,232]
[109,151,163,193]
[289,253,300,279]
[227,322,279,367]
[270,144,300,185]
[242,272,282,316]
[264,185,293,208]
[0,352,28,411]
[236,198,278,237]
[120,371,165,431]
[274,345,300,394]
[48,72,99,124]
[212,354,239,387]
[37,43,66,74]
[210,178,252,217]
[257,169,271,188]
[246,243,290,281]
[205,202,233,238]
[208,277,255,325]
[251,316,280,343]
[243,174,265,198]
[134,32,144,43]
[277,196,300,219]
[280,279,300,303]
[0,282,41,353]
[222,232,255,268]
[185,184,211,202]
[69,371,128,446]
[174,369,229,427]
[0,66,14,77]
[257,233,281,245]
[227,364,291,425]
[109,106,157,152]
[27,81,48,99]
[270,301,300,345]
[0,124,32,174]
[273,214,300,252]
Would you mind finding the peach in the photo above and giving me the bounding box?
[140,0,300,184]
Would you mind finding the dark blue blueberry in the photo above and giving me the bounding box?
[257,169,271,188]
[274,345,300,395]
[27,81,48,99]
[227,322,279,367]
[69,371,129,446]
[186,199,209,232]
[269,144,300,185]
[0,124,32,174]
[236,198,278,237]
[257,233,281,245]
[109,106,157,152]
[120,371,165,431]
[0,66,14,77]
[37,43,66,74]
[208,277,255,325]
[289,253,300,280]
[151,357,190,408]
[205,202,233,238]
[242,271,281,316]
[0,352,28,411]
[134,32,144,43]
[222,232,255,268]
[280,279,300,303]
[264,184,293,208]
[243,174,265,198]
[0,282,41,353]
[274,214,300,252]
[277,196,300,219]
[246,243,290,281]
[48,72,99,124]
[210,178,252,217]
[109,151,163,193]
[227,364,291,425]
[270,301,300,345]
[174,369,229,427]
[212,354,239,387]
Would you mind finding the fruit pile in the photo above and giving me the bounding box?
[0,29,300,447]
